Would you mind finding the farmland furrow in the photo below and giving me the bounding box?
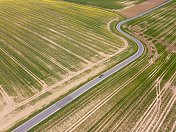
[2,3,123,47]
[171,121,176,132]
[92,54,168,132]
[13,36,70,73]
[65,62,152,132]
[132,58,176,132]
[153,94,176,132]
[13,22,90,64]
[41,57,148,131]
[136,60,176,131]
[0,45,45,86]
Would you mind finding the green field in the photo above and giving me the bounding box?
[63,0,146,9]
[26,1,176,131]
[0,0,125,101]
[31,51,176,132]
[125,0,176,45]
[1,0,175,131]
[0,0,140,130]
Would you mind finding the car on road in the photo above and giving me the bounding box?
[99,74,104,78]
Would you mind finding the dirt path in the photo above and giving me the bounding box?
[132,59,176,132]
[171,121,176,132]
[0,44,45,87]
[153,94,175,131]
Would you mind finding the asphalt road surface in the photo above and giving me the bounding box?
[12,0,172,131]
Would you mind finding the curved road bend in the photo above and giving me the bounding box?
[13,0,172,131]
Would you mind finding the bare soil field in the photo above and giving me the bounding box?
[118,0,168,18]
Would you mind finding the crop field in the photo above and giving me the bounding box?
[63,0,146,10]
[28,1,176,132]
[31,51,176,132]
[0,0,133,130]
[124,0,176,52]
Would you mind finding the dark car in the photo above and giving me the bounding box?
[99,74,104,78]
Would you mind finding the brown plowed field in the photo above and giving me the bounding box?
[118,0,168,18]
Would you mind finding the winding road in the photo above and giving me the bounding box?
[12,0,172,131]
